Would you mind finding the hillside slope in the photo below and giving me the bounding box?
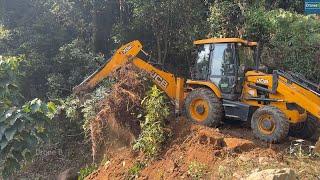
[86,118,320,179]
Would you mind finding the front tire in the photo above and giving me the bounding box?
[251,106,289,143]
[184,88,223,127]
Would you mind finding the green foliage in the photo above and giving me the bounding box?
[80,87,107,134]
[59,85,109,136]
[209,1,320,83]
[133,85,170,157]
[0,26,10,39]
[244,6,273,43]
[78,164,97,180]
[187,161,208,180]
[0,56,56,178]
[47,39,105,98]
[113,0,208,75]
[261,11,320,82]
[208,1,244,37]
[127,161,146,179]
[1,1,319,177]
[59,95,82,121]
[244,8,320,82]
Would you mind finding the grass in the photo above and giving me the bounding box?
[127,161,146,179]
[78,165,97,180]
[187,161,208,180]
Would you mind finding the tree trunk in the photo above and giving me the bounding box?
[156,34,162,64]
[92,0,119,53]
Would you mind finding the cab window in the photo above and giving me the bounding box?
[238,44,255,73]
[195,44,211,80]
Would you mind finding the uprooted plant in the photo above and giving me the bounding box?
[58,63,171,168]
[88,64,150,162]
[59,84,110,137]
[133,85,170,157]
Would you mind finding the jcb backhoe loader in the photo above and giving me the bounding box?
[74,38,320,143]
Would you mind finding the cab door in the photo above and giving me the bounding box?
[209,43,238,100]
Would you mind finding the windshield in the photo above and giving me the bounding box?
[195,44,211,80]
[210,43,235,77]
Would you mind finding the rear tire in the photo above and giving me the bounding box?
[289,116,318,139]
[184,88,223,127]
[251,106,289,143]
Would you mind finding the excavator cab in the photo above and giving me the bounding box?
[193,38,258,100]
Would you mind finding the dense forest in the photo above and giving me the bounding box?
[0,0,320,179]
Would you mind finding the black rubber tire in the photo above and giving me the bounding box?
[251,106,289,143]
[184,88,223,127]
[289,116,318,139]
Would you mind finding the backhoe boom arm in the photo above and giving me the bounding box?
[73,41,184,110]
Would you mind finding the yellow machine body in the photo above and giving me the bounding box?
[242,71,320,122]
[74,38,320,142]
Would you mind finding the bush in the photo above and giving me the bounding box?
[260,10,320,82]
[0,56,56,178]
[133,85,170,157]
[244,8,320,82]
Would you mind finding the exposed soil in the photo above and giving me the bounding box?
[90,63,149,162]
[86,118,320,180]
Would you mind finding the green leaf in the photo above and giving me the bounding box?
[8,112,22,126]
[4,127,17,141]
[22,104,31,113]
[0,122,7,137]
[30,99,42,113]
[0,137,8,150]
[0,108,15,122]
[0,114,5,123]
[47,101,57,113]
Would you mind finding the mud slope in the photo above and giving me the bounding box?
[86,118,320,179]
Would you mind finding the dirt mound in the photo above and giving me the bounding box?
[138,119,258,179]
[86,117,320,179]
[88,118,271,179]
[90,64,149,162]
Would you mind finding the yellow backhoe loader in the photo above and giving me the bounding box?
[74,38,320,143]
